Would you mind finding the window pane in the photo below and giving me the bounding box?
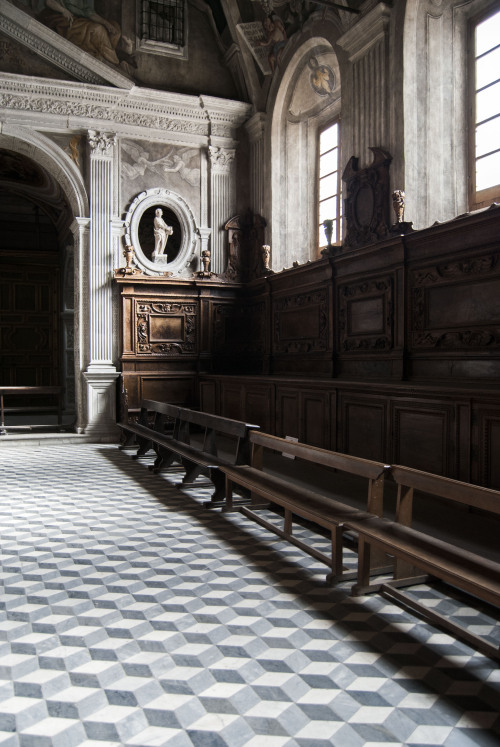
[476,81,500,123]
[476,47,500,89]
[319,150,337,178]
[476,9,500,57]
[476,116,500,157]
[319,123,338,155]
[319,197,337,224]
[319,173,337,201]
[476,150,500,191]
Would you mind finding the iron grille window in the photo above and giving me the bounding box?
[141,0,184,46]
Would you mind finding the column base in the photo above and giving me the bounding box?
[83,368,120,440]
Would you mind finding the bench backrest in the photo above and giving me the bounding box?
[391,464,500,518]
[249,431,389,480]
[175,407,260,464]
[249,431,391,516]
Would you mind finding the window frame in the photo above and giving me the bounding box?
[468,3,500,210]
[318,119,342,252]
[137,0,188,60]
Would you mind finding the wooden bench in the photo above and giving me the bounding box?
[119,400,260,505]
[0,386,64,435]
[222,431,392,583]
[347,465,500,661]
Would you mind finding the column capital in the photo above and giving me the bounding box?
[337,3,391,63]
[70,216,90,237]
[245,112,267,143]
[208,145,236,174]
[88,129,117,156]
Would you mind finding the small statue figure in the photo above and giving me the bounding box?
[153,208,173,260]
[202,248,211,274]
[124,245,135,271]
[261,244,271,271]
[392,190,405,224]
[390,189,413,235]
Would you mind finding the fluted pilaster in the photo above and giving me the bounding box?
[83,130,119,439]
[208,146,236,275]
[245,112,267,219]
[338,3,391,165]
[87,129,116,367]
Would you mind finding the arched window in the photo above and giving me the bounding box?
[469,5,500,209]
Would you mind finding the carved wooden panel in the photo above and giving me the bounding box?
[472,406,500,490]
[391,402,455,477]
[244,385,275,431]
[409,253,500,350]
[273,291,328,354]
[220,382,244,421]
[135,299,197,355]
[213,300,265,355]
[276,389,300,439]
[139,375,195,404]
[340,396,387,462]
[302,390,329,448]
[338,276,393,352]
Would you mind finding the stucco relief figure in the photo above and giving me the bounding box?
[121,142,200,187]
[258,14,287,73]
[36,0,136,75]
[153,208,173,260]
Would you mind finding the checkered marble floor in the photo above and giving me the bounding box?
[1,442,500,747]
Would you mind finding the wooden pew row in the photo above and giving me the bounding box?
[223,431,392,584]
[118,400,260,506]
[347,465,500,661]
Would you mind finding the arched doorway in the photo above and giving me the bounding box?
[0,148,76,430]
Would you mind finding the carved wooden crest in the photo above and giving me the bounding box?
[342,147,392,250]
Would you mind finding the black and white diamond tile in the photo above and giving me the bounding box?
[0,442,500,746]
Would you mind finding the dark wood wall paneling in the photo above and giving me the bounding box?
[117,205,500,487]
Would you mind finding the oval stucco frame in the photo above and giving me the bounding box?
[124,188,198,276]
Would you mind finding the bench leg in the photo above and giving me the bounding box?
[133,436,153,459]
[325,525,344,585]
[208,468,226,503]
[150,447,176,474]
[181,459,203,485]
[119,430,136,450]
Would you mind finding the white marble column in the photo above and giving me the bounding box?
[82,130,119,439]
[208,146,236,275]
[245,112,267,220]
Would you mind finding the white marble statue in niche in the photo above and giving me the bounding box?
[152,208,173,262]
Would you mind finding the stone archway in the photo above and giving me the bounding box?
[0,126,89,432]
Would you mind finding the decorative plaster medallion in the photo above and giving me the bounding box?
[309,57,336,96]
[124,188,198,276]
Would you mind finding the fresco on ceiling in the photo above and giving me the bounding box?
[238,12,288,76]
[120,140,201,219]
[11,0,136,77]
